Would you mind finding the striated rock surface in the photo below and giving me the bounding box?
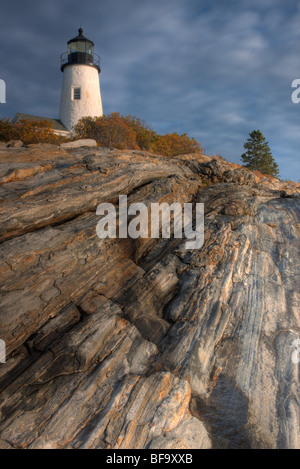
[0,144,299,449]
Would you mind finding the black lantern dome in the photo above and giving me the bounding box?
[61,28,101,73]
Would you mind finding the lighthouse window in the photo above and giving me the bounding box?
[69,41,86,53]
[73,87,81,100]
[86,44,93,55]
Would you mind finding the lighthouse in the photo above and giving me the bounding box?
[59,28,103,132]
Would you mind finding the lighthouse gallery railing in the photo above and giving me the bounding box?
[60,52,101,72]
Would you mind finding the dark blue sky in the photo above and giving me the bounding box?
[0,0,300,180]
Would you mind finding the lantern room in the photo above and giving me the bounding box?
[61,28,100,72]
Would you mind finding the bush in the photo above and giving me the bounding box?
[0,118,63,145]
[74,113,202,156]
[150,132,201,156]
[17,120,62,144]
[122,115,155,151]
[74,113,139,150]
[0,118,20,141]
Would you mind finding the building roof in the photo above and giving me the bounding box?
[67,28,94,46]
[12,113,69,133]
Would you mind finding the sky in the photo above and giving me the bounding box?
[0,0,300,181]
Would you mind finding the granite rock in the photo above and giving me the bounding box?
[0,146,299,449]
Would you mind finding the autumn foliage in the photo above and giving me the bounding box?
[74,113,140,150]
[74,113,202,156]
[0,113,202,156]
[0,119,20,142]
[0,118,63,145]
[150,132,200,157]
[16,120,62,144]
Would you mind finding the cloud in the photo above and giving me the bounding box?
[0,0,299,180]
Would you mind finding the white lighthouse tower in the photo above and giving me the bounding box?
[59,28,103,132]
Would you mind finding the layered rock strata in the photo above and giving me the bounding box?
[0,143,299,449]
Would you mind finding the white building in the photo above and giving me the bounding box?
[59,28,103,132]
[13,28,103,136]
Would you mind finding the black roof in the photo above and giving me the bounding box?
[67,28,94,46]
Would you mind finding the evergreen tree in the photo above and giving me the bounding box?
[241,130,279,177]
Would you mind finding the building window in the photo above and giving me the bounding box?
[73,87,81,100]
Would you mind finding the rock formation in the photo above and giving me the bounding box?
[0,142,299,449]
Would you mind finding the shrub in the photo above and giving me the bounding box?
[16,120,61,145]
[0,118,63,144]
[122,115,155,151]
[74,113,139,150]
[150,132,201,156]
[0,118,20,141]
[75,113,202,156]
